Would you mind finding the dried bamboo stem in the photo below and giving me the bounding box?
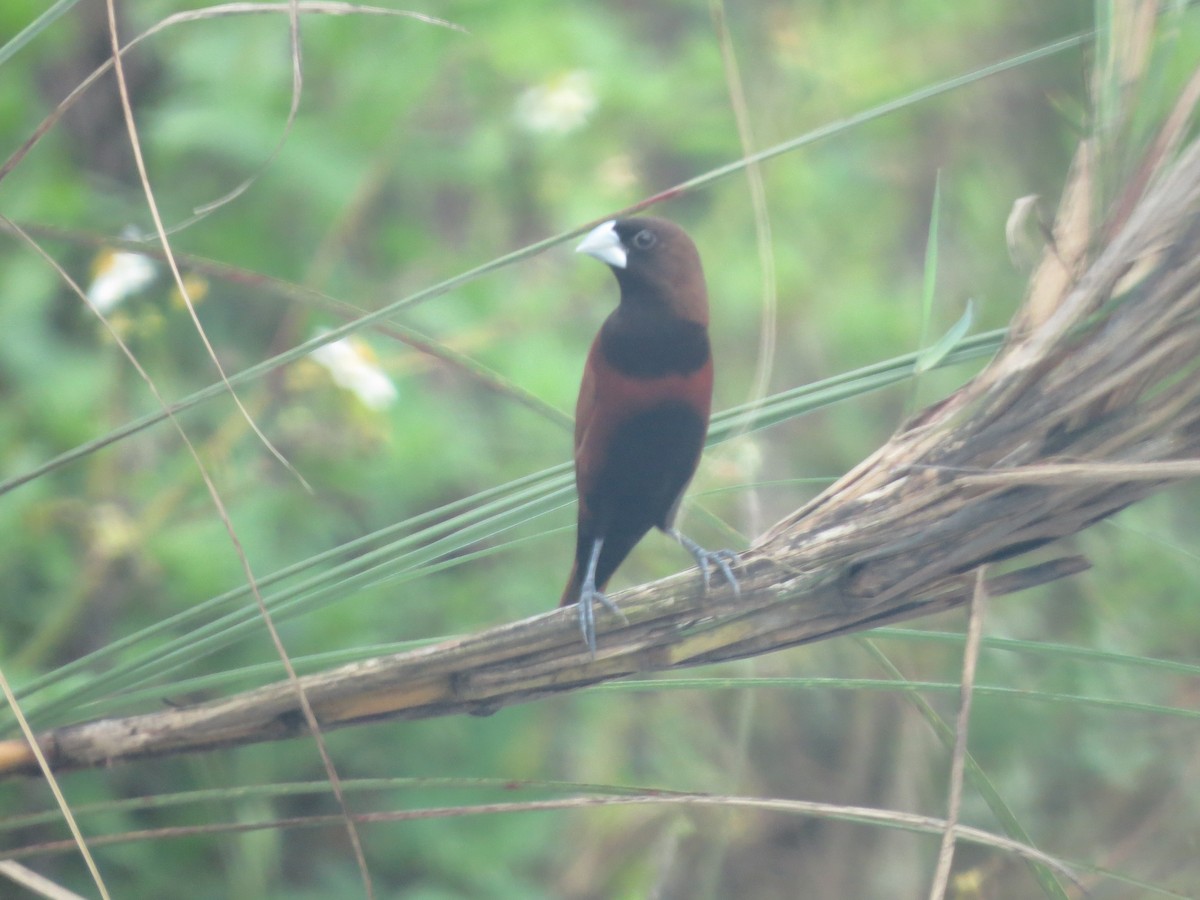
[3,129,1200,782]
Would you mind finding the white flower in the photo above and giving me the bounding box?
[87,247,156,313]
[310,330,398,410]
[514,71,597,135]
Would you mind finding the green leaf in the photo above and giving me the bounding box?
[915,297,977,374]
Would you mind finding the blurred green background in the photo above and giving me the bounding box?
[1,1,1198,897]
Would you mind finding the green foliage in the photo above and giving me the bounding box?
[2,1,1199,897]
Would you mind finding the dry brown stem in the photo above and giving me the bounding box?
[4,123,1200,782]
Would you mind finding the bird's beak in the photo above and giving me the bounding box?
[575,220,627,269]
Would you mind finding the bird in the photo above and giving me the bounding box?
[561,216,739,653]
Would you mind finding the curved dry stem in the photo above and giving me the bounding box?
[5,115,1200,782]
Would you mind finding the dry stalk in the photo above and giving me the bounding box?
[3,126,1200,781]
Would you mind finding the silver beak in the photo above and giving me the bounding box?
[575,220,626,269]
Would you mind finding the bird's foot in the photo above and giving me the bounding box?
[576,583,628,655]
[669,530,741,596]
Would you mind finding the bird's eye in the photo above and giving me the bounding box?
[632,229,657,250]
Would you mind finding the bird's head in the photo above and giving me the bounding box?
[576,216,709,325]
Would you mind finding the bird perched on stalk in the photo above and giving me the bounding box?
[561,216,739,653]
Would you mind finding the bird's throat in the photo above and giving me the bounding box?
[598,307,710,379]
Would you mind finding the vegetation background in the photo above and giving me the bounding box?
[0,0,1197,897]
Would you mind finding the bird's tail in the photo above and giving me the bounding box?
[559,561,582,607]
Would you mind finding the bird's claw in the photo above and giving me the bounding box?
[707,548,741,596]
[670,530,741,596]
[576,584,628,656]
[694,547,741,596]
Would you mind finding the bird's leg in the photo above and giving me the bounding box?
[577,537,627,654]
[666,529,741,596]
